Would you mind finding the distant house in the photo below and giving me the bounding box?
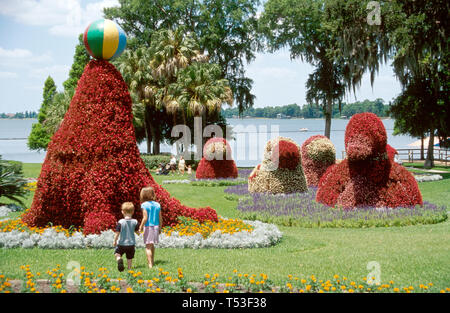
[6,113,14,118]
[276,113,291,119]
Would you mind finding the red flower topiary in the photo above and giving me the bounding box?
[316,113,422,209]
[386,144,397,162]
[22,60,217,234]
[271,140,300,170]
[248,137,308,194]
[196,137,238,179]
[301,135,336,187]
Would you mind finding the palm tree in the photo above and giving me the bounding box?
[149,27,208,124]
[150,27,206,83]
[167,62,233,155]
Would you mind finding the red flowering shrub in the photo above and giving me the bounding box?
[196,137,238,179]
[316,113,422,209]
[301,135,336,187]
[22,60,217,234]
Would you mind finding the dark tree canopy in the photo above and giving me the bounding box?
[104,0,261,114]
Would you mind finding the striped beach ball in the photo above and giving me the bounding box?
[83,19,127,60]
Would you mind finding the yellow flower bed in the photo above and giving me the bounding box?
[0,214,81,237]
[0,214,251,239]
[1,265,449,293]
[24,181,37,192]
[163,217,254,239]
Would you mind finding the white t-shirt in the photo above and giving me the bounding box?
[170,157,177,165]
[179,159,185,167]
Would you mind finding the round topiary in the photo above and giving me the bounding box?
[22,60,217,234]
[301,135,336,187]
[195,137,238,179]
[203,137,232,161]
[316,113,422,209]
[248,137,307,194]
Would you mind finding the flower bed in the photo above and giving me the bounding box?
[0,216,282,249]
[1,265,448,293]
[226,185,447,228]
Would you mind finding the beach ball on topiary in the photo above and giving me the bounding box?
[83,19,127,60]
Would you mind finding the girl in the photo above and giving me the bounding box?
[138,186,162,268]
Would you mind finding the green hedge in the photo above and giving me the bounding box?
[141,154,171,170]
[140,153,200,170]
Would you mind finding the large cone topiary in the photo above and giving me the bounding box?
[22,60,217,234]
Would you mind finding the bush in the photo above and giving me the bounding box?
[301,135,335,187]
[22,60,217,234]
[141,153,200,171]
[0,157,28,206]
[141,154,171,170]
[316,113,422,209]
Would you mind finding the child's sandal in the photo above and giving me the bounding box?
[117,258,124,272]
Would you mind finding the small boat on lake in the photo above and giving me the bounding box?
[299,128,308,132]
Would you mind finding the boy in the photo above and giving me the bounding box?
[113,202,139,272]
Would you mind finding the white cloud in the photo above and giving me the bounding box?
[28,64,70,82]
[0,0,119,37]
[0,47,53,68]
[0,47,32,58]
[0,71,18,78]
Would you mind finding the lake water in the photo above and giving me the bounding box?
[0,118,415,167]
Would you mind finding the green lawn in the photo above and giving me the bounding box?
[0,164,449,289]
[403,162,450,172]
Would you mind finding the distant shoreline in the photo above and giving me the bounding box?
[226,117,391,120]
[0,118,36,120]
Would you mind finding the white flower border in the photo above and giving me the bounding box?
[414,174,443,182]
[0,218,282,250]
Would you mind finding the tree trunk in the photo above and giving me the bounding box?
[324,98,332,139]
[144,105,152,154]
[420,133,425,160]
[424,128,435,169]
[151,125,160,155]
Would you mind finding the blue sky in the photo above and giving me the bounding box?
[0,0,402,114]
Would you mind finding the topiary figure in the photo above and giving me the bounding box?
[195,137,238,179]
[22,60,217,234]
[248,137,307,194]
[301,135,336,187]
[316,113,422,209]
